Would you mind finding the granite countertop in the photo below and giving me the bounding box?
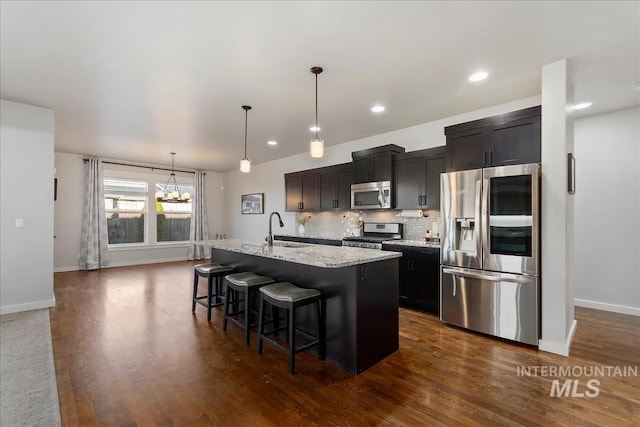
[383,239,441,249]
[200,239,401,268]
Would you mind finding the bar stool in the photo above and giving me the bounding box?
[223,272,275,345]
[257,282,324,374]
[192,263,235,321]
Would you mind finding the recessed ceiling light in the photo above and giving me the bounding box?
[371,105,385,113]
[574,102,592,110]
[468,71,488,82]
[309,126,320,132]
[267,140,278,146]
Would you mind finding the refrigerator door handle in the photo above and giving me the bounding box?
[475,178,483,259]
[442,267,533,284]
[481,175,489,266]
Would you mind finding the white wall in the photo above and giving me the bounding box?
[53,152,225,271]
[223,96,542,240]
[573,107,640,316]
[0,100,55,314]
[539,59,576,356]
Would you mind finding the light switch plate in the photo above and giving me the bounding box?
[15,218,24,228]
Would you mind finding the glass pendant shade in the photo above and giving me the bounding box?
[240,158,251,173]
[310,138,324,158]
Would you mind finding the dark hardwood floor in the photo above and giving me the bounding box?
[51,261,639,426]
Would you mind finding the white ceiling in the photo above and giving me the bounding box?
[1,1,638,172]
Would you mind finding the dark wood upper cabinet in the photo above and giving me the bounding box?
[352,157,371,183]
[491,116,541,166]
[319,163,353,210]
[284,171,319,212]
[445,106,541,172]
[285,175,303,212]
[395,157,424,209]
[352,144,405,184]
[395,146,446,210]
[425,156,446,209]
[336,166,353,209]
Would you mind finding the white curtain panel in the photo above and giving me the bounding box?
[188,171,209,260]
[79,158,110,270]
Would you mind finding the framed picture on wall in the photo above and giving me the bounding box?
[241,193,264,214]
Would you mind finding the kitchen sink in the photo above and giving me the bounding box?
[272,241,310,248]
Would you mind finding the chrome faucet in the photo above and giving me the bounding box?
[266,211,284,246]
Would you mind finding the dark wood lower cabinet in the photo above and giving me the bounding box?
[383,244,440,315]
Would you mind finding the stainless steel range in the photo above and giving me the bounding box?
[342,222,402,249]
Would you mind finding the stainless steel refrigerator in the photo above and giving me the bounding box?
[440,163,540,345]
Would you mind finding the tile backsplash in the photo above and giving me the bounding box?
[294,210,441,241]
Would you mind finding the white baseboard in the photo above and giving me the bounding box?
[0,298,56,315]
[54,266,79,273]
[109,257,187,267]
[54,257,192,273]
[107,256,189,268]
[538,319,578,357]
[574,298,640,317]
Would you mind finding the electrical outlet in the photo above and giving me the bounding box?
[15,218,24,228]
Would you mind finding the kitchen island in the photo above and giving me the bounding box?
[204,239,401,375]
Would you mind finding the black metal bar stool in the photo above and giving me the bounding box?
[257,282,324,374]
[223,272,275,345]
[192,263,235,321]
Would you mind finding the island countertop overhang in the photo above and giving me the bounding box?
[196,239,401,268]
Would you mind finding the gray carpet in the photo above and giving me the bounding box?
[0,309,61,427]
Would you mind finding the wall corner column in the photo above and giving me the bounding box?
[539,59,577,356]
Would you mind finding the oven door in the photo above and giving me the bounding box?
[351,182,391,209]
[482,163,539,276]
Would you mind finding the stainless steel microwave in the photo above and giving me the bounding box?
[351,181,391,209]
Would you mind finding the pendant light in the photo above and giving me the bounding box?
[240,105,252,173]
[310,66,324,158]
[155,152,190,203]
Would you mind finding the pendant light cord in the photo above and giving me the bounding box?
[315,72,319,139]
[242,105,251,160]
[244,108,248,159]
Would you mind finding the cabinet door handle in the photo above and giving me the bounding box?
[423,194,427,206]
[334,199,338,208]
[483,150,487,166]
[361,265,367,280]
[489,149,493,164]
[418,195,422,206]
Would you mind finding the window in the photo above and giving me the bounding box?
[103,172,194,248]
[104,179,148,244]
[156,182,193,243]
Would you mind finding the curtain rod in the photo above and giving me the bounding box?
[83,159,200,175]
